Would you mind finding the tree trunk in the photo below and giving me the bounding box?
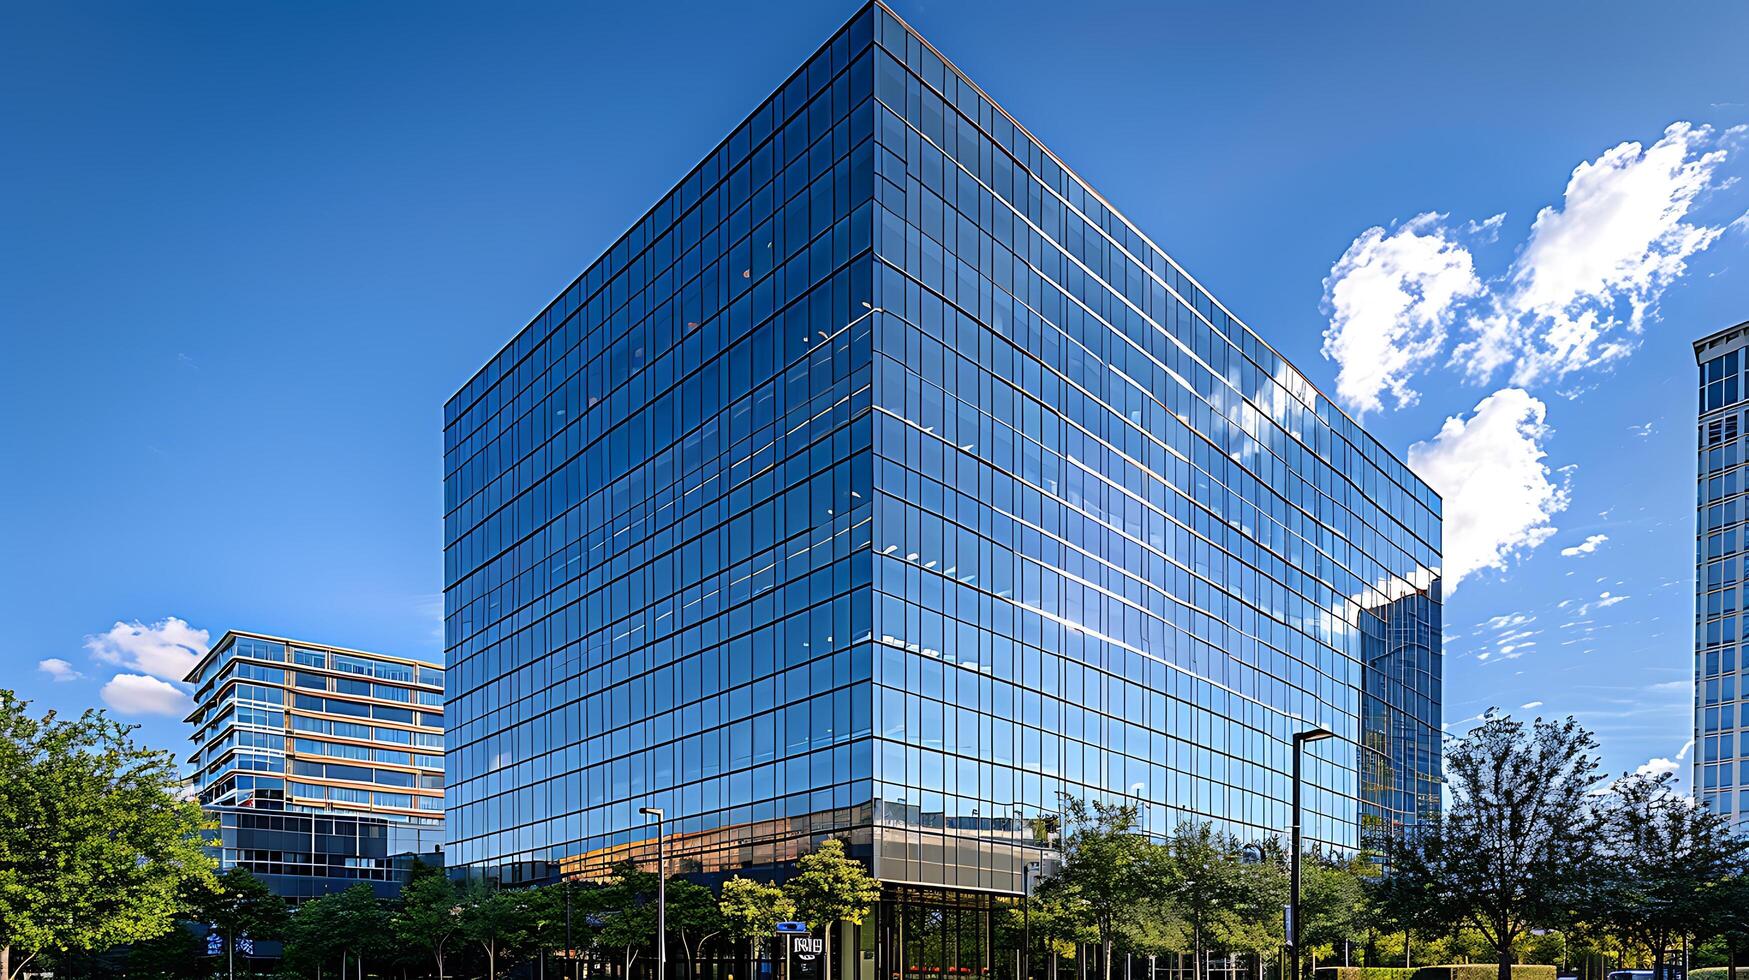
[1498,945,1514,980]
[1652,942,1665,980]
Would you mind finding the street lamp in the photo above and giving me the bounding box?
[1289,727,1337,980]
[641,806,667,980]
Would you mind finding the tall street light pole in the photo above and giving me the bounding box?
[641,806,667,980]
[1290,727,1337,980]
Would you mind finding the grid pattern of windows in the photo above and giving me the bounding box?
[185,632,445,824]
[442,1,1442,887]
[861,9,1439,888]
[1694,327,1749,827]
[185,631,448,899]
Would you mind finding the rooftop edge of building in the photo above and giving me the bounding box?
[183,627,443,686]
[1694,320,1749,362]
[444,0,1439,511]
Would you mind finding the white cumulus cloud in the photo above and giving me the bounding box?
[1321,121,1733,406]
[84,616,209,683]
[37,658,83,682]
[1560,534,1609,558]
[100,673,193,717]
[1635,757,1680,778]
[1407,388,1570,592]
[1320,213,1483,416]
[1457,122,1730,385]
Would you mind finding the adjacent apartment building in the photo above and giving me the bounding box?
[1694,320,1749,827]
[442,2,1442,973]
[184,630,446,900]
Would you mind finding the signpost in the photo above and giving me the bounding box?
[790,934,823,980]
[775,923,818,980]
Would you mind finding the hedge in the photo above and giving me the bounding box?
[1414,967,1557,980]
[1315,967,1557,980]
[1690,970,1749,980]
[1313,968,1417,980]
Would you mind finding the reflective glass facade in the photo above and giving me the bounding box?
[442,0,1441,905]
[1693,321,1749,827]
[185,630,446,899]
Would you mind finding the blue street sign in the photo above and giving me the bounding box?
[774,921,809,934]
[237,934,255,956]
[206,933,223,956]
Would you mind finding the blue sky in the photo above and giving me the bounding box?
[4,1,1747,785]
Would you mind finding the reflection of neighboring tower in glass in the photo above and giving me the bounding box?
[1693,321,1749,828]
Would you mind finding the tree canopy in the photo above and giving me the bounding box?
[0,690,215,980]
[1372,713,1604,980]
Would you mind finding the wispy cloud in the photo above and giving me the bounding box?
[1560,533,1609,558]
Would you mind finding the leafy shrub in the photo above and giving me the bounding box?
[1415,967,1557,980]
[1690,969,1749,980]
[1314,968,1418,980]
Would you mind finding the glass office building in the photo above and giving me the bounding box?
[185,630,446,900]
[1693,321,1749,828]
[443,1,1442,972]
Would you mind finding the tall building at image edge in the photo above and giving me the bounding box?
[442,0,1442,973]
[1693,320,1749,828]
[184,630,446,901]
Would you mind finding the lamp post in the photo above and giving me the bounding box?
[641,807,667,980]
[1289,728,1337,980]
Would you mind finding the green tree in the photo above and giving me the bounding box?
[720,877,795,980]
[525,884,570,980]
[1372,713,1604,980]
[188,867,288,976]
[593,863,660,978]
[0,691,216,980]
[1031,797,1160,980]
[124,921,206,980]
[459,879,531,980]
[1591,771,1749,980]
[667,878,724,980]
[283,891,346,979]
[330,883,392,980]
[1160,821,1246,980]
[784,838,881,980]
[394,872,464,980]
[1298,851,1369,971]
[1220,840,1288,977]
